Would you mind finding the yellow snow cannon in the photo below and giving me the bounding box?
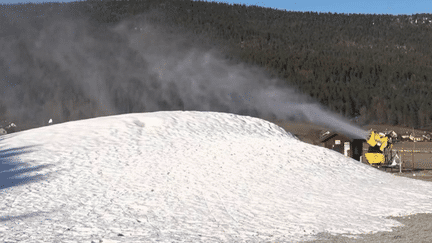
[365,130,393,164]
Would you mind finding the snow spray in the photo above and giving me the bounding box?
[0,2,369,139]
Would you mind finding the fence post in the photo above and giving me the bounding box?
[400,152,402,173]
[412,127,415,171]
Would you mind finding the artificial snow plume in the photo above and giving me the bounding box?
[1,111,432,242]
[0,7,369,140]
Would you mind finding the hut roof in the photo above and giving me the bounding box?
[319,130,351,143]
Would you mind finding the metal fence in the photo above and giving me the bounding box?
[393,148,432,170]
[360,142,432,171]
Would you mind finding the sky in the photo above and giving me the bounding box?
[0,0,431,16]
[1,111,432,242]
[207,0,432,16]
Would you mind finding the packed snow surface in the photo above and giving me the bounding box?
[1,111,432,242]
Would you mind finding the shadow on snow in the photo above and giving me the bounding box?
[0,135,57,222]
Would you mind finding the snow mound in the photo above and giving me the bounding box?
[1,111,432,243]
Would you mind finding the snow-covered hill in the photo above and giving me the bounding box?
[1,111,432,242]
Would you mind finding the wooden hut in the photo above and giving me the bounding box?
[318,130,364,160]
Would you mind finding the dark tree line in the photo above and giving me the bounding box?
[132,0,431,130]
[2,0,431,131]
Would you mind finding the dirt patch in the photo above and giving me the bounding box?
[302,213,432,243]
[267,119,329,145]
[267,119,432,145]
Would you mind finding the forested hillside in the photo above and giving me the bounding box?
[2,0,432,131]
[74,0,432,130]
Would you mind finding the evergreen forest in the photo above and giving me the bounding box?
[2,0,432,131]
